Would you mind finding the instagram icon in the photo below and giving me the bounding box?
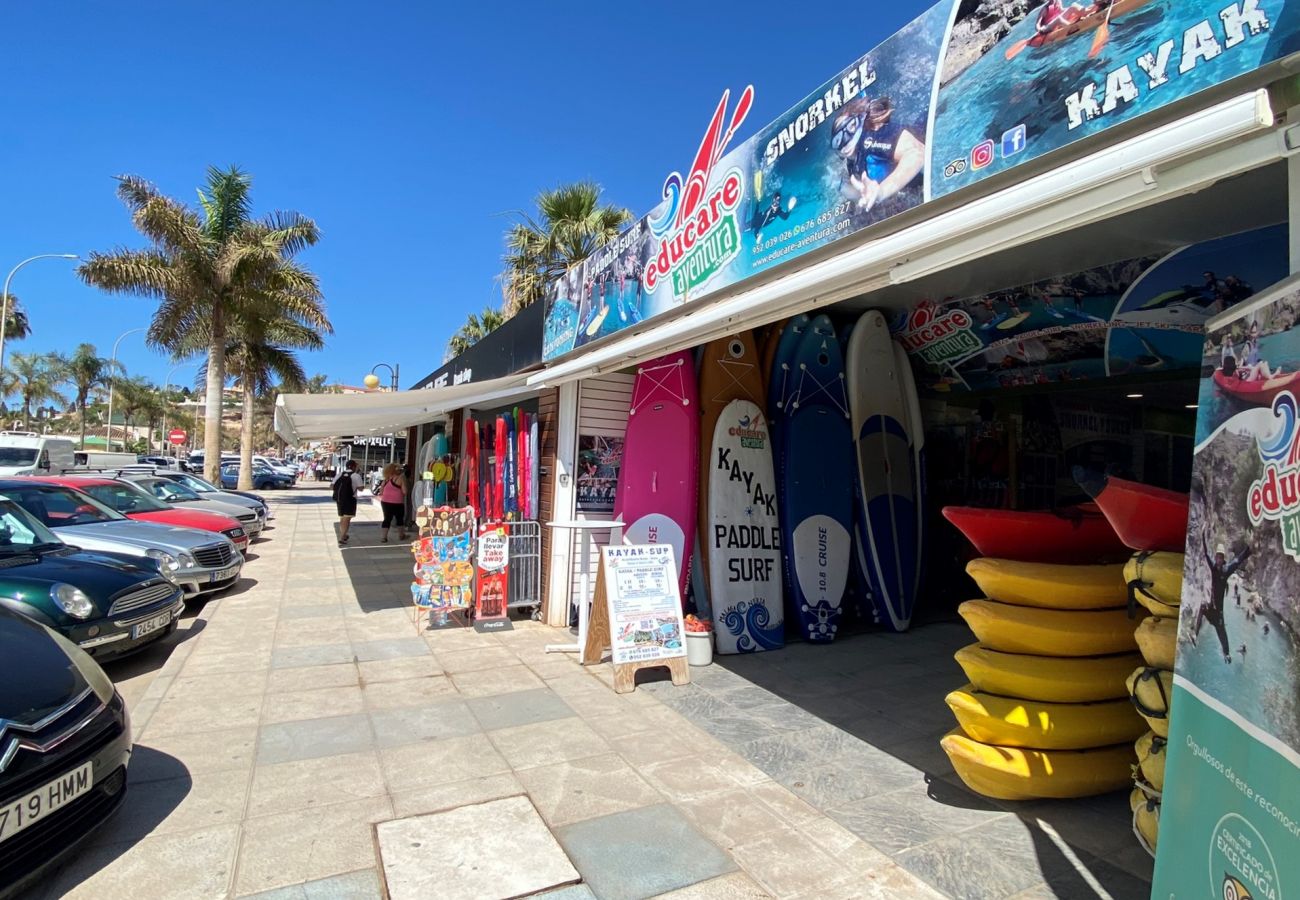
[970,140,995,170]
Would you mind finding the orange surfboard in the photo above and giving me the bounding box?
[697,332,766,598]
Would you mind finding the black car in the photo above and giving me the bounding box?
[0,605,131,896]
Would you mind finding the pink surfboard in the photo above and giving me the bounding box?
[614,351,700,605]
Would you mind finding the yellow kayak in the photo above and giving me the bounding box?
[945,685,1145,750]
[959,599,1142,656]
[1135,730,1167,792]
[955,643,1141,703]
[1126,667,1174,737]
[1134,615,1177,670]
[1124,551,1184,615]
[941,730,1135,801]
[966,558,1127,610]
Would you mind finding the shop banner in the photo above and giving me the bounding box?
[1153,273,1300,898]
[540,0,1300,363]
[576,435,623,514]
[894,224,1287,391]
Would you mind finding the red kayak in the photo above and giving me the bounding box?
[1214,369,1300,407]
[942,504,1127,564]
[1073,469,1189,553]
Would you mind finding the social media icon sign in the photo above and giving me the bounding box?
[971,140,995,170]
[1001,124,1027,158]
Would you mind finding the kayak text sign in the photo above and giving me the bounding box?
[602,544,687,667]
[542,0,1300,362]
[894,224,1288,391]
[1153,273,1300,897]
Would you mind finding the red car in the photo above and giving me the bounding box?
[34,476,250,553]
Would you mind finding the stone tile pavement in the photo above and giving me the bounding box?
[23,485,1154,899]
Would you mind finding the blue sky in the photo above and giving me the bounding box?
[0,1,934,391]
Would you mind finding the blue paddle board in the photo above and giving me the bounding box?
[845,310,923,632]
[780,314,852,642]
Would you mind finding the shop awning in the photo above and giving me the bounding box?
[530,90,1286,387]
[274,373,538,443]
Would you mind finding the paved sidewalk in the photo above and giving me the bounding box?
[27,484,1153,899]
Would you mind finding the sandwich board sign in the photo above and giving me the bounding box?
[583,543,690,693]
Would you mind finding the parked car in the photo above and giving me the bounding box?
[136,455,185,471]
[131,469,271,522]
[43,476,249,554]
[113,475,264,539]
[0,434,76,477]
[0,497,184,662]
[0,605,132,894]
[219,462,294,491]
[73,451,139,470]
[253,455,298,479]
[0,480,243,599]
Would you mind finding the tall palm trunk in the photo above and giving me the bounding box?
[79,401,87,450]
[203,309,226,483]
[238,385,255,490]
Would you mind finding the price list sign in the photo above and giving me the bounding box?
[601,544,686,666]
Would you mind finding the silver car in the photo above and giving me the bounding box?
[116,475,265,538]
[0,480,243,597]
[121,467,272,524]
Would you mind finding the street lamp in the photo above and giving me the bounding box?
[162,363,197,458]
[106,327,145,451]
[1,254,80,375]
[365,363,400,463]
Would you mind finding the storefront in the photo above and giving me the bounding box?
[518,1,1300,894]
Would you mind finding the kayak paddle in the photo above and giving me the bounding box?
[1089,2,1115,58]
[1004,37,1032,60]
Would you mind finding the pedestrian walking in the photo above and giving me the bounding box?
[378,462,408,543]
[333,460,363,546]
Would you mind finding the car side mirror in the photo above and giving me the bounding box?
[38,459,51,470]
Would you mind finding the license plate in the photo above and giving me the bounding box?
[210,564,240,583]
[0,762,93,844]
[131,611,172,639]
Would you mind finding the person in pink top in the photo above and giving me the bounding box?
[378,462,409,543]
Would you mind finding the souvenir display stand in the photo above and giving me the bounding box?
[409,505,477,630]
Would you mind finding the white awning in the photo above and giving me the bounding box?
[274,373,537,443]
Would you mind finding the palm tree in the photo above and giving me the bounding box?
[501,181,631,315]
[113,376,159,450]
[79,166,328,481]
[2,295,32,342]
[446,306,507,361]
[66,343,121,449]
[2,352,68,427]
[192,304,320,488]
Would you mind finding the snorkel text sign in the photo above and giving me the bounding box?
[1064,0,1272,130]
[1246,391,1300,559]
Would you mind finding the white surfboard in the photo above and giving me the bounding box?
[707,399,784,653]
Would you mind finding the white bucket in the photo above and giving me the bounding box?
[685,630,714,666]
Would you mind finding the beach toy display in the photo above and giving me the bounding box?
[943,504,1139,800]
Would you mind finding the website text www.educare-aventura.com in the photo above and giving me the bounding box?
[751,214,853,269]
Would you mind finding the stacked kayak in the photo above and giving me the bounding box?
[1123,548,1187,859]
[943,504,1142,800]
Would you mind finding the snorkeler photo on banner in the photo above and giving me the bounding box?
[1153,272,1300,899]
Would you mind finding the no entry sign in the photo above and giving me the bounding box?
[167,429,187,445]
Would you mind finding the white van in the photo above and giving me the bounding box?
[0,434,77,476]
[74,451,141,470]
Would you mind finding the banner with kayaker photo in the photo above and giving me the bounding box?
[893,223,1288,391]
[929,0,1300,199]
[1152,272,1300,898]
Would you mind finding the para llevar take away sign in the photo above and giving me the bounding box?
[602,544,687,666]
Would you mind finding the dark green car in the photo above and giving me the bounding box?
[0,496,184,660]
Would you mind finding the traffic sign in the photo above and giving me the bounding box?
[168,429,187,445]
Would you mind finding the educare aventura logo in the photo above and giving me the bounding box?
[1247,391,1300,560]
[898,301,981,365]
[646,87,753,298]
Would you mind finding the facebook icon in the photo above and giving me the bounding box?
[1001,124,1027,158]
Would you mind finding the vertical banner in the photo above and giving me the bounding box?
[575,435,623,514]
[474,522,510,630]
[1154,273,1300,898]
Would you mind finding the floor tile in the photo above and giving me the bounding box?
[267,663,361,694]
[826,777,1006,855]
[261,685,365,725]
[468,687,574,730]
[236,868,382,898]
[676,788,791,851]
[103,767,249,842]
[357,656,442,683]
[451,664,546,698]
[377,796,579,900]
[389,772,524,819]
[248,751,388,818]
[379,733,510,790]
[516,753,664,827]
[47,823,239,899]
[437,646,520,674]
[648,872,770,899]
[360,675,457,711]
[143,692,264,737]
[490,717,611,770]
[556,804,735,900]
[369,699,481,748]
[729,827,842,897]
[131,728,258,781]
[258,714,375,765]
[350,637,431,662]
[895,814,1053,900]
[271,644,357,669]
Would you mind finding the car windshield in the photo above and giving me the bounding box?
[81,481,170,514]
[0,447,39,466]
[136,477,200,502]
[2,485,124,527]
[0,497,67,552]
[174,474,218,493]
